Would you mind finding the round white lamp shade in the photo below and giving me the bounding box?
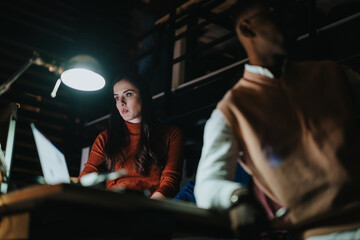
[60,55,105,91]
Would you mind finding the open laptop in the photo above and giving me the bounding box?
[30,123,71,185]
[30,123,127,187]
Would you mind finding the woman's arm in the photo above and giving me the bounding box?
[152,127,184,198]
[79,131,107,177]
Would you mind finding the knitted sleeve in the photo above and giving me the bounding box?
[79,131,107,177]
[155,127,184,198]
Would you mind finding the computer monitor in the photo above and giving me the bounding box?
[0,103,17,194]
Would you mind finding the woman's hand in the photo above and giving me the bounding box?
[150,191,165,200]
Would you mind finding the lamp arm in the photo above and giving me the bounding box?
[0,52,40,96]
[0,144,7,183]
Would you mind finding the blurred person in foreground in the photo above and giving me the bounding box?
[194,0,360,239]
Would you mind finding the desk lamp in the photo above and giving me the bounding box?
[0,52,106,193]
[51,55,106,97]
[0,52,106,98]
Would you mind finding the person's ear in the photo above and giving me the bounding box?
[238,20,256,38]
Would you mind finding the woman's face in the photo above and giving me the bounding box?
[113,79,142,123]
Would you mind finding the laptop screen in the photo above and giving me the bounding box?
[0,103,17,193]
[31,123,70,184]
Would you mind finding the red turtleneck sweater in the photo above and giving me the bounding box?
[79,121,184,198]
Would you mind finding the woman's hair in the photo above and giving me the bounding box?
[104,73,163,175]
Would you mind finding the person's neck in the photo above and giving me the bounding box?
[248,54,287,79]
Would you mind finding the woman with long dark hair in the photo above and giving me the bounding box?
[80,74,184,199]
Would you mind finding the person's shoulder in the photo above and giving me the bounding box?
[226,75,251,102]
[156,123,184,141]
[293,59,340,70]
[157,123,183,135]
[217,84,243,110]
[95,129,108,143]
[98,129,108,138]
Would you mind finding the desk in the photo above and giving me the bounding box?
[0,184,233,239]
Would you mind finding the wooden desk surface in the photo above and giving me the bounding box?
[0,184,233,239]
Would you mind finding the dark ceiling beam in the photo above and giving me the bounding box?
[0,48,32,63]
[0,34,71,66]
[0,12,74,43]
[0,36,67,62]
[0,1,75,33]
[21,0,77,22]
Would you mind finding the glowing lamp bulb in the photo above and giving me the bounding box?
[61,68,105,91]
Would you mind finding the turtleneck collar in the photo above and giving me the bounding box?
[125,121,141,135]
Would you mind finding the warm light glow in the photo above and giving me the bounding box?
[61,68,105,91]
